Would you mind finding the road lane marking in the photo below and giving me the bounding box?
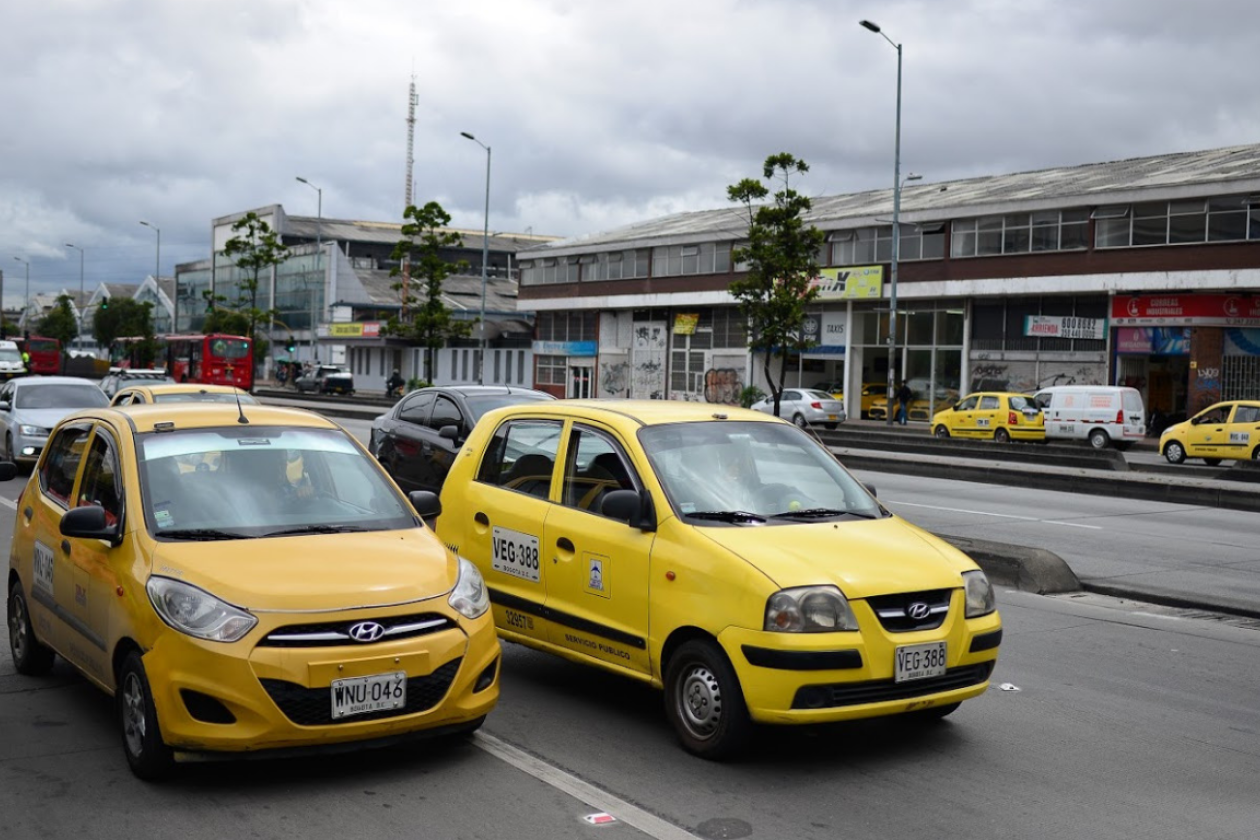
[0,496,15,510]
[474,732,700,840]
[887,499,1103,529]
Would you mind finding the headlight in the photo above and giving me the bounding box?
[963,570,996,617]
[19,425,49,436]
[449,557,489,619]
[765,585,857,632]
[146,576,257,642]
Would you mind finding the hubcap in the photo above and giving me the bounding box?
[1168,443,1184,462]
[678,665,722,739]
[122,672,147,757]
[9,593,28,659]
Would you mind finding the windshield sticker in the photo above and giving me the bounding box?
[154,506,175,529]
[237,438,274,447]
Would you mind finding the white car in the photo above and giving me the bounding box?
[749,388,846,429]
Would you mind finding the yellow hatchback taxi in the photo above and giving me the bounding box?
[931,392,1045,442]
[1160,400,1260,465]
[6,404,499,780]
[436,400,1001,758]
[110,382,259,407]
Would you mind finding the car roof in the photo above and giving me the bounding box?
[60,403,340,434]
[431,385,555,398]
[481,398,782,428]
[117,383,249,396]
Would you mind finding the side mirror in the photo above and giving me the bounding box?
[439,424,460,441]
[599,489,657,531]
[0,461,15,481]
[408,490,441,519]
[0,400,9,411]
[60,506,121,546]
[864,482,878,498]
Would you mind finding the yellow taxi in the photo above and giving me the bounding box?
[931,391,1045,442]
[1160,400,1260,465]
[435,400,1001,758]
[5,403,499,779]
[822,382,885,419]
[110,382,258,407]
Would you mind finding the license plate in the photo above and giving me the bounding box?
[894,642,947,683]
[828,414,838,420]
[492,526,541,582]
[330,671,407,719]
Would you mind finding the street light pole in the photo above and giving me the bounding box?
[139,221,162,327]
[461,131,491,385]
[12,257,30,338]
[296,177,323,363]
[65,243,84,350]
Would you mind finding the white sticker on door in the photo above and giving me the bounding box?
[491,526,541,583]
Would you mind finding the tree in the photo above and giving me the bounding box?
[35,295,80,355]
[386,201,473,381]
[222,211,287,351]
[727,153,825,418]
[93,297,161,367]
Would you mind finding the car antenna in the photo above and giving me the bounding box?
[234,387,250,424]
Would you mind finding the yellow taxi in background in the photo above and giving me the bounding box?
[6,404,499,779]
[931,392,1045,442]
[436,400,1001,759]
[110,382,258,407]
[1160,400,1260,465]
[820,382,885,419]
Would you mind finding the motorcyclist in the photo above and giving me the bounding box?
[385,369,405,398]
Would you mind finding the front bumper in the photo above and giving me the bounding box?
[13,432,47,465]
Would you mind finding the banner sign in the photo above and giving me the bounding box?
[673,313,699,335]
[1023,315,1107,340]
[533,340,597,356]
[327,322,381,338]
[1111,294,1260,327]
[812,266,884,300]
[1115,327,1190,355]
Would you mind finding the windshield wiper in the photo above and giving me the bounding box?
[157,528,249,541]
[769,507,882,520]
[261,524,370,537]
[686,510,767,523]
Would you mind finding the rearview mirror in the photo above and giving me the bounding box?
[60,506,121,546]
[439,424,460,441]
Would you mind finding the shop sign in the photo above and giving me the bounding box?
[533,340,598,356]
[673,313,699,335]
[328,321,382,338]
[812,266,884,300]
[1023,315,1107,340]
[1111,294,1260,327]
[1115,327,1190,355]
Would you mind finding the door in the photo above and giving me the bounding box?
[423,394,466,491]
[1184,403,1232,458]
[569,365,593,399]
[949,394,980,436]
[974,394,1002,438]
[377,391,433,492]
[1222,403,1260,460]
[542,424,653,674]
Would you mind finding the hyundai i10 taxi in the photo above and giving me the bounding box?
[435,400,1001,759]
[6,404,499,779]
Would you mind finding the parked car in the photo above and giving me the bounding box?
[931,391,1045,442]
[1032,385,1146,450]
[99,368,174,399]
[111,382,258,407]
[748,389,846,429]
[435,399,1001,758]
[0,339,27,380]
[295,365,355,395]
[1159,400,1260,465]
[820,381,887,419]
[371,385,556,494]
[869,378,960,422]
[0,375,110,466]
[5,403,499,779]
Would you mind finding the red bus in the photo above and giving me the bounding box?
[19,336,62,375]
[110,334,254,390]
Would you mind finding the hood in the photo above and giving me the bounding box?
[1161,420,1190,440]
[14,407,86,430]
[696,517,975,598]
[149,529,458,612]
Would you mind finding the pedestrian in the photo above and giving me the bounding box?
[276,364,288,388]
[895,380,912,425]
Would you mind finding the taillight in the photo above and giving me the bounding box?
[1008,411,1019,425]
[811,401,822,409]
[1116,409,1124,423]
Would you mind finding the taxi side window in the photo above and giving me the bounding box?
[1235,406,1260,424]
[78,433,122,526]
[979,395,1000,410]
[476,419,563,499]
[561,426,637,514]
[40,425,92,506]
[957,396,979,411]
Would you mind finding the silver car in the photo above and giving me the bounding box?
[749,388,847,429]
[0,376,110,466]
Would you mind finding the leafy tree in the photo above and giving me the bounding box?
[201,292,251,337]
[35,295,80,355]
[221,211,287,354]
[93,297,162,367]
[386,201,473,381]
[727,153,825,418]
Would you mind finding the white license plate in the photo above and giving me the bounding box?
[894,642,947,683]
[330,671,407,719]
[492,526,541,582]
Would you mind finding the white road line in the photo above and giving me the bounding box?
[474,732,700,840]
[0,496,15,510]
[887,499,1103,529]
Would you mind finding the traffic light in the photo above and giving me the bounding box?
[101,298,108,310]
[286,336,296,353]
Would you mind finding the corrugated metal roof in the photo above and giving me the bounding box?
[283,217,558,252]
[353,266,523,315]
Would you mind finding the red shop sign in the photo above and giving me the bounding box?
[1111,294,1260,327]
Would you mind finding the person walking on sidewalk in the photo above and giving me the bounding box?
[895,380,912,425]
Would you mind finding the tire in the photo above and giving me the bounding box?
[994,428,1011,444]
[1164,441,1186,464]
[1204,458,1222,467]
[792,414,808,429]
[1088,428,1110,450]
[664,639,751,760]
[1252,446,1260,461]
[4,432,12,462]
[118,651,175,781]
[934,425,951,439]
[8,582,56,675]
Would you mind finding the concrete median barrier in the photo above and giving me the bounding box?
[936,533,1081,595]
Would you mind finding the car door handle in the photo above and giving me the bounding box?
[61,539,71,554]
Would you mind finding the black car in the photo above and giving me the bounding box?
[371,385,556,493]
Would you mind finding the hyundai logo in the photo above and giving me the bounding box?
[348,621,386,643]
[907,602,931,620]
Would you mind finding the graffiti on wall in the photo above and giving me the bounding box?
[631,322,667,399]
[1192,366,1221,413]
[969,361,1105,393]
[600,359,629,397]
[704,368,742,405]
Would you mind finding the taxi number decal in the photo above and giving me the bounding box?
[977,418,991,427]
[33,542,54,596]
[1229,432,1250,444]
[491,527,541,582]
[504,609,535,631]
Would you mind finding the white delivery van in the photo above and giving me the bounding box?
[1033,385,1146,449]
[0,340,26,380]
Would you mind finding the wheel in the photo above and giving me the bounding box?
[792,414,808,429]
[8,582,55,675]
[906,701,961,723]
[118,651,175,781]
[1253,446,1260,461]
[3,432,12,462]
[994,428,1011,444]
[1163,441,1186,464]
[1203,458,1222,467]
[934,425,951,439]
[663,639,751,760]
[1088,428,1110,450]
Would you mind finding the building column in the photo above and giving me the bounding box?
[1187,327,1223,414]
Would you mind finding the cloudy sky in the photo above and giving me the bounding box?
[3,0,1259,305]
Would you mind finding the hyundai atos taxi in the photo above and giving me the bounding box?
[931,391,1045,442]
[6,403,499,779]
[1159,400,1260,465]
[435,400,1001,758]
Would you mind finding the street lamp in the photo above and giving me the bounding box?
[461,131,491,385]
[296,177,323,362]
[65,243,84,349]
[10,257,28,340]
[861,18,910,426]
[139,221,162,327]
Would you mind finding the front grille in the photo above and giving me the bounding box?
[257,612,456,648]
[260,657,462,726]
[866,589,952,632]
[792,662,994,710]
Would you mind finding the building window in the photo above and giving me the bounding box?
[650,242,733,277]
[955,209,1089,256]
[537,354,566,385]
[536,311,597,343]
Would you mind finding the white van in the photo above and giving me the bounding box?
[1032,385,1146,450]
[0,340,26,380]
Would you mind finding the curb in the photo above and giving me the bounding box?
[936,533,1081,595]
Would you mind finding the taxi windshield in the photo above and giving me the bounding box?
[138,426,415,539]
[638,421,883,522]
